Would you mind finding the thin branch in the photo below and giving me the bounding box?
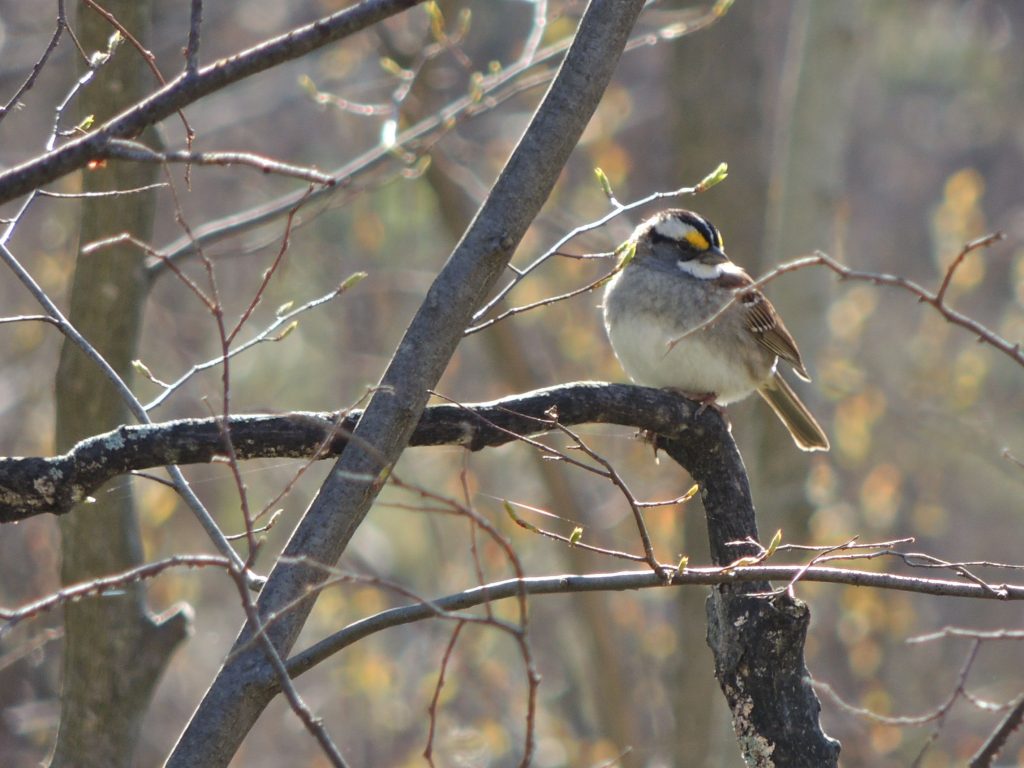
[935,232,1004,305]
[150,11,728,273]
[0,627,63,673]
[227,187,314,344]
[102,139,336,185]
[908,627,1024,644]
[0,0,430,205]
[424,621,465,767]
[38,182,168,198]
[969,693,1024,768]
[140,282,355,412]
[285,565,1024,681]
[0,236,246,574]
[502,498,648,564]
[164,6,653,764]
[547,419,665,574]
[764,244,1014,363]
[224,567,350,767]
[467,180,708,330]
[815,644,981,728]
[81,0,164,84]
[0,0,69,123]
[0,554,230,633]
[0,314,61,327]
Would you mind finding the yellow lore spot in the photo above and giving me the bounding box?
[684,229,710,251]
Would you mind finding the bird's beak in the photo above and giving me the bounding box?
[699,247,728,265]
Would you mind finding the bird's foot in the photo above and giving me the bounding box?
[667,388,723,417]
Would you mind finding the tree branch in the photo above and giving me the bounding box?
[282,566,1024,685]
[0,0,426,205]
[165,3,648,765]
[662,411,841,763]
[0,383,699,522]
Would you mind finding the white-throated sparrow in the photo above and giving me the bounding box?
[602,209,829,451]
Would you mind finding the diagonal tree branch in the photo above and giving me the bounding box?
[165,3,648,765]
[0,0,427,206]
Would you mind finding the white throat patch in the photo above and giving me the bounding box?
[676,259,744,281]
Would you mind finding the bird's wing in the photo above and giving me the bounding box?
[717,271,811,382]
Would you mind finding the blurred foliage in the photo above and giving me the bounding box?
[0,1,1023,766]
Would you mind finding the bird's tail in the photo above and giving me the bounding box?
[757,373,830,452]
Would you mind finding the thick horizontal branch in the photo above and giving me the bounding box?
[0,0,425,205]
[0,382,708,522]
[285,565,1024,683]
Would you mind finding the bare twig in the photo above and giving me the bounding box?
[502,498,648,564]
[424,621,465,767]
[935,232,1004,305]
[79,0,195,139]
[224,567,350,767]
[969,693,1024,768]
[0,0,70,123]
[548,419,666,575]
[667,239,1016,371]
[908,627,1024,644]
[815,642,982,729]
[227,187,314,344]
[38,182,167,198]
[0,314,61,327]
[287,564,1024,682]
[0,554,230,633]
[102,139,335,186]
[467,179,709,332]
[0,0,431,206]
[151,10,731,272]
[0,627,63,673]
[141,284,354,412]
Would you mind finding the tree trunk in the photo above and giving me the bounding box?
[51,3,189,765]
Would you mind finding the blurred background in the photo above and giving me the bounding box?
[1,0,1023,765]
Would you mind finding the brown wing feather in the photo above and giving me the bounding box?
[713,269,812,381]
[740,290,811,381]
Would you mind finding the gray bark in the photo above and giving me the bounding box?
[662,433,840,766]
[165,2,647,765]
